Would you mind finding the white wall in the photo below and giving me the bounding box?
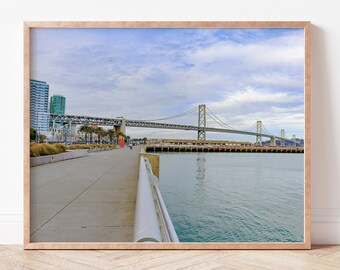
[0,0,339,244]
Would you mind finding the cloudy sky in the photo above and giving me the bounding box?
[31,27,305,141]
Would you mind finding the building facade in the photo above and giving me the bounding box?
[30,79,49,132]
[50,95,66,114]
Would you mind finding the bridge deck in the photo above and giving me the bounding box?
[30,146,140,242]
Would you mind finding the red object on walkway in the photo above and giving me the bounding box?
[118,137,125,148]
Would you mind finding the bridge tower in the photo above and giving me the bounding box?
[292,134,297,147]
[256,120,262,146]
[280,129,286,147]
[115,117,126,137]
[197,104,206,140]
[270,136,276,147]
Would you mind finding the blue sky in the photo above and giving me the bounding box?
[31,28,305,141]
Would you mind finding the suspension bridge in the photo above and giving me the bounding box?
[49,104,302,147]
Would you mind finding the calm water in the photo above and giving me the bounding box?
[158,152,304,242]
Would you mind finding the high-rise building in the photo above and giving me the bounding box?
[30,79,49,132]
[50,95,66,114]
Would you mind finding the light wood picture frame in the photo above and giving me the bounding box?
[24,21,311,249]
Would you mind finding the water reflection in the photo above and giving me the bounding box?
[194,154,207,204]
[196,154,206,181]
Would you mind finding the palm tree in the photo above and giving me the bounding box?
[88,126,95,144]
[102,130,109,144]
[94,127,105,144]
[107,129,115,144]
[117,131,126,139]
[79,124,91,144]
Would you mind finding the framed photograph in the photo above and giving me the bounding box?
[24,21,310,249]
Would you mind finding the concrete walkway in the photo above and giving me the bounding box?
[30,146,140,242]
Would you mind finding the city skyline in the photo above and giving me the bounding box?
[30,28,305,141]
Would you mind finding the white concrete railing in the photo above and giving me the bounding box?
[133,156,179,242]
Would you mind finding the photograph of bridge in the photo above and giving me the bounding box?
[26,22,308,247]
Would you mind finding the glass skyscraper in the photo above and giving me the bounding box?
[30,79,49,132]
[50,95,66,114]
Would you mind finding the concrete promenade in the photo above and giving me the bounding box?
[30,146,140,242]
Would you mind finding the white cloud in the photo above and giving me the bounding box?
[251,72,302,88]
[208,88,302,110]
[185,31,304,68]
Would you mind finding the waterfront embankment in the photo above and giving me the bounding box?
[30,146,140,242]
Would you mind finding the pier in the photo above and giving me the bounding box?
[146,145,304,153]
[30,147,140,242]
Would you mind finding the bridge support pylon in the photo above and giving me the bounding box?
[292,134,297,147]
[256,120,262,146]
[115,117,126,137]
[270,137,276,147]
[280,129,286,147]
[197,104,206,140]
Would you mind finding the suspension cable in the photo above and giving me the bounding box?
[243,122,257,132]
[206,113,226,128]
[206,112,234,130]
[261,123,271,134]
[137,106,198,122]
[206,107,235,130]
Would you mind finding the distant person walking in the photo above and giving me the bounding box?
[129,143,133,150]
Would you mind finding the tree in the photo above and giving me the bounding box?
[117,131,126,139]
[88,126,95,144]
[30,128,37,141]
[79,124,96,144]
[142,137,148,144]
[94,127,105,144]
[102,130,108,143]
[79,124,91,144]
[107,129,116,144]
[39,134,47,143]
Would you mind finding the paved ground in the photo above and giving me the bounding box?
[30,146,140,242]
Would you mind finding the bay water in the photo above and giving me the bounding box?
[158,152,304,242]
